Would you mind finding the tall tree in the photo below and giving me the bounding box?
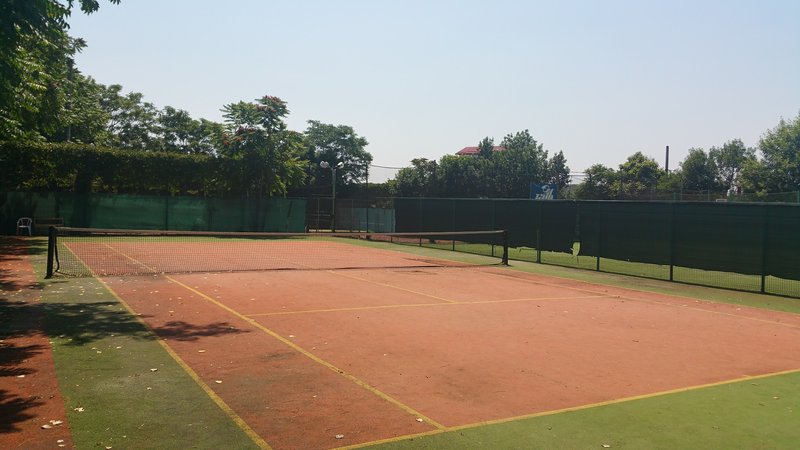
[477,136,494,158]
[575,164,616,199]
[756,112,800,191]
[546,150,571,193]
[219,95,307,197]
[0,0,119,139]
[99,85,160,149]
[389,158,439,197]
[680,148,719,191]
[158,106,221,154]
[303,120,371,195]
[709,139,755,192]
[613,151,664,198]
[495,130,549,197]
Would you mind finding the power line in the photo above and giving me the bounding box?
[369,163,405,170]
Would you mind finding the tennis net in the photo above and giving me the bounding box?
[46,227,509,278]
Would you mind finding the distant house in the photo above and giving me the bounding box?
[455,146,506,156]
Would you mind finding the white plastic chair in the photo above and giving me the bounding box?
[16,217,33,236]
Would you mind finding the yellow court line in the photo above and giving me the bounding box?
[338,366,800,450]
[163,274,447,430]
[246,294,608,317]
[84,245,272,449]
[100,242,445,429]
[330,270,460,303]
[481,268,800,330]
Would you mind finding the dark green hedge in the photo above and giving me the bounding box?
[0,141,237,195]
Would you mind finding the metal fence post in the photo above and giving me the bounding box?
[596,206,601,271]
[536,201,542,264]
[760,205,769,293]
[669,202,676,282]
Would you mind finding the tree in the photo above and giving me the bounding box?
[575,164,616,199]
[438,154,492,197]
[755,112,800,192]
[546,150,571,193]
[680,148,719,191]
[219,95,307,197]
[495,130,549,197]
[613,151,663,198]
[158,106,221,154]
[58,73,111,144]
[98,85,160,149]
[477,136,494,158]
[390,158,439,197]
[303,120,371,195]
[0,0,120,139]
[709,139,755,192]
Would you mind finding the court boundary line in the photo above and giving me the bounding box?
[70,244,272,449]
[163,274,447,430]
[336,366,800,449]
[480,267,800,330]
[99,244,447,431]
[79,243,800,447]
[246,294,608,317]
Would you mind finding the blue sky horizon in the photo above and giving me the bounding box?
[69,0,800,182]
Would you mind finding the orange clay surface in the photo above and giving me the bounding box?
[0,238,74,450]
[98,263,800,450]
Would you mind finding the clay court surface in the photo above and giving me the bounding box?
[88,249,800,450]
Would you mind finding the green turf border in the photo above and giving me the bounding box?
[26,238,262,449]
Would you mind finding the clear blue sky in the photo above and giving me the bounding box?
[69,0,800,182]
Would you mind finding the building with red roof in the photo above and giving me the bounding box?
[455,146,506,156]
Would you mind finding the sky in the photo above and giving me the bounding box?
[68,0,800,182]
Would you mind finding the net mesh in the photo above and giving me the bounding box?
[48,228,508,278]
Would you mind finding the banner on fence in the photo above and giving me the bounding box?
[530,184,557,200]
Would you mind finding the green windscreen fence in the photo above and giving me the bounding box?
[673,203,765,275]
[1,191,306,234]
[579,202,672,266]
[393,197,800,297]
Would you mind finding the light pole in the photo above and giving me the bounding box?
[320,161,343,231]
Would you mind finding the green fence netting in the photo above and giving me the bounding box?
[1,191,306,234]
[391,197,800,297]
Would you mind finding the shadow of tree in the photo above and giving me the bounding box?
[0,389,42,433]
[0,284,249,434]
[0,343,43,377]
[0,237,46,293]
[156,321,247,341]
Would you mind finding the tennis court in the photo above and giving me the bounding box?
[47,229,800,449]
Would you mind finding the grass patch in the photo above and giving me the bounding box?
[28,240,260,449]
[367,371,800,450]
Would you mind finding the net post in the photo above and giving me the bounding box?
[501,230,509,265]
[45,226,56,278]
